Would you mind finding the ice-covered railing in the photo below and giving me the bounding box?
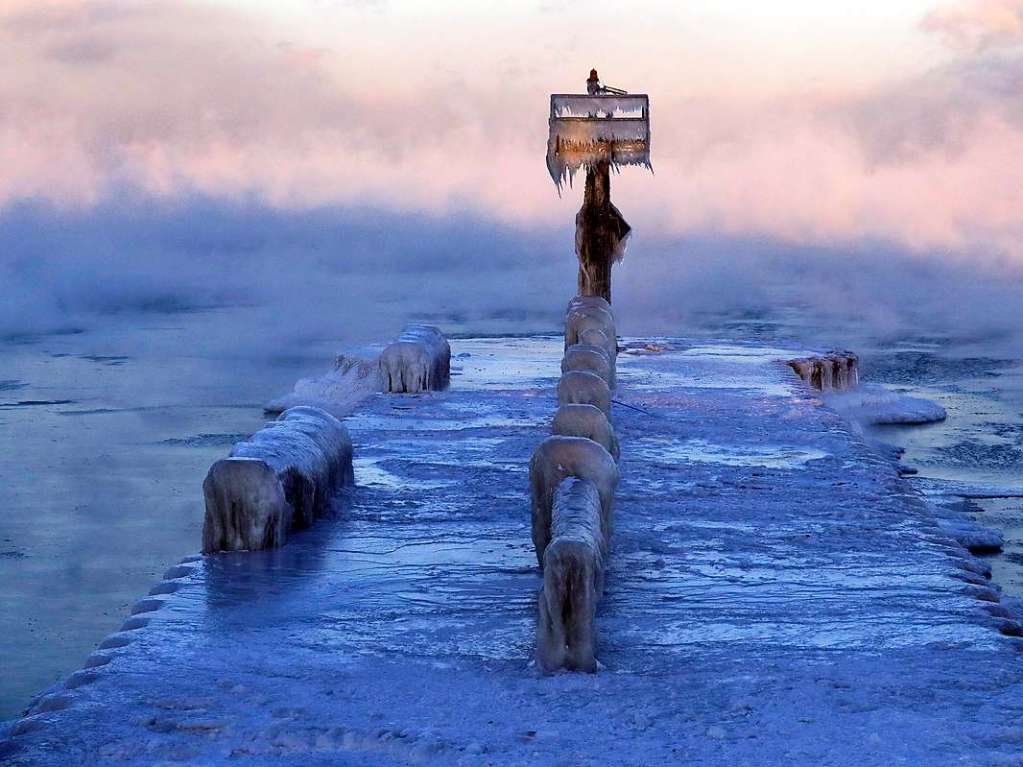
[547,93,651,189]
[528,295,621,673]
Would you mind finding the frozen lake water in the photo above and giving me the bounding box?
[4,335,1023,765]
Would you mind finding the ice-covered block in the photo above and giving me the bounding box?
[202,406,354,553]
[567,294,612,315]
[558,370,611,418]
[536,477,607,673]
[579,328,617,381]
[565,301,615,353]
[562,344,614,389]
[380,325,451,394]
[529,435,617,566]
[552,403,619,462]
[788,352,859,392]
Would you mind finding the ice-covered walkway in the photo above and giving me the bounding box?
[5,337,1023,766]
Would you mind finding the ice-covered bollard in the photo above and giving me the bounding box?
[558,370,612,418]
[578,328,617,386]
[562,344,613,389]
[788,352,859,392]
[379,325,451,394]
[552,403,619,461]
[529,435,618,565]
[565,296,617,389]
[536,477,607,673]
[565,303,616,353]
[202,406,354,554]
[567,294,612,316]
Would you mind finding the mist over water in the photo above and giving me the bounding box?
[5,198,1023,350]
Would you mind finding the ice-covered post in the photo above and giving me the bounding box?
[547,69,651,304]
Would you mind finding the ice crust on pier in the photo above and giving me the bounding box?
[269,327,451,413]
[789,351,946,425]
[557,369,612,417]
[551,403,620,461]
[6,337,1023,766]
[788,351,859,391]
[264,354,380,418]
[529,435,618,568]
[561,344,613,388]
[201,406,354,553]
[380,325,451,394]
[536,477,608,673]
[826,383,948,425]
[565,305,615,353]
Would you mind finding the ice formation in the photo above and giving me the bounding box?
[379,325,451,394]
[551,403,619,462]
[579,328,617,371]
[565,298,617,387]
[788,352,860,391]
[264,354,381,418]
[567,294,612,316]
[825,384,947,425]
[529,435,618,567]
[201,406,354,553]
[550,95,648,120]
[789,351,945,426]
[547,93,651,189]
[565,305,616,351]
[536,477,608,673]
[525,298,622,674]
[561,344,613,388]
[557,370,612,417]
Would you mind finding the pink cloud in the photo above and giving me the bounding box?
[1,0,1022,266]
[921,0,1023,51]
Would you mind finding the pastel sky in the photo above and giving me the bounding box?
[3,0,1023,261]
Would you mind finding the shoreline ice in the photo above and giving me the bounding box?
[825,383,948,426]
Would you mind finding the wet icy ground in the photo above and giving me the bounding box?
[4,337,1023,766]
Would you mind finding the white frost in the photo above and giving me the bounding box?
[825,384,947,425]
[265,355,381,418]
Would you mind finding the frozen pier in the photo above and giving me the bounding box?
[5,338,1023,766]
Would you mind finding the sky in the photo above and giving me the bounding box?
[2,0,1023,343]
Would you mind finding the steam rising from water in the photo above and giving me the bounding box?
[4,200,1023,355]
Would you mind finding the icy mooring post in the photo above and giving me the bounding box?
[547,69,651,303]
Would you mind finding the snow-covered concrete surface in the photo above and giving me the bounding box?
[4,337,1023,766]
